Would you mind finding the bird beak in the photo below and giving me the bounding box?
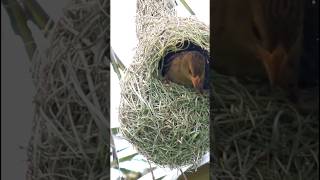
[256,45,288,87]
[191,76,203,93]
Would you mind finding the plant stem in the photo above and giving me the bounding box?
[179,0,195,15]
[110,47,127,80]
[2,0,36,60]
[22,0,54,37]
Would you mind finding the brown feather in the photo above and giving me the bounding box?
[164,51,206,92]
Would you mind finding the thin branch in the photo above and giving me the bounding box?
[2,0,37,59]
[110,135,119,169]
[148,160,156,180]
[179,168,188,180]
[22,0,54,37]
[110,47,127,80]
[179,0,195,15]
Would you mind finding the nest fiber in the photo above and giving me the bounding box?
[27,0,109,179]
[119,16,210,168]
[211,72,319,179]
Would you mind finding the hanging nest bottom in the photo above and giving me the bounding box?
[119,16,210,168]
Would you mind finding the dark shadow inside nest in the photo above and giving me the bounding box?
[158,40,211,89]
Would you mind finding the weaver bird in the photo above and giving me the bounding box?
[163,50,208,93]
[212,0,303,101]
[251,0,303,101]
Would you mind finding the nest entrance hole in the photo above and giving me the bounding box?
[158,40,210,89]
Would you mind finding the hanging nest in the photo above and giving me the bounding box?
[27,0,109,179]
[119,15,210,168]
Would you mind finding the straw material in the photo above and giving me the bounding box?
[27,0,109,179]
[211,72,319,179]
[119,15,210,168]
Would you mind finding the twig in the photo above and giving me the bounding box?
[110,135,120,169]
[110,47,126,79]
[179,0,195,15]
[22,0,54,37]
[179,168,188,180]
[148,160,155,180]
[2,0,36,59]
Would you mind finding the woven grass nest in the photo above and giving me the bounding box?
[27,0,109,179]
[119,16,210,168]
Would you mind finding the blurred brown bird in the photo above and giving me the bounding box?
[212,0,303,101]
[164,50,207,93]
[255,40,301,100]
[251,0,303,101]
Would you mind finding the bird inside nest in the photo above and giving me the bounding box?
[161,50,209,94]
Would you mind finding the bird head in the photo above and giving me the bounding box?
[187,51,206,92]
[256,44,298,100]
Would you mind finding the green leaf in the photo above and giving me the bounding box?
[119,153,139,163]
